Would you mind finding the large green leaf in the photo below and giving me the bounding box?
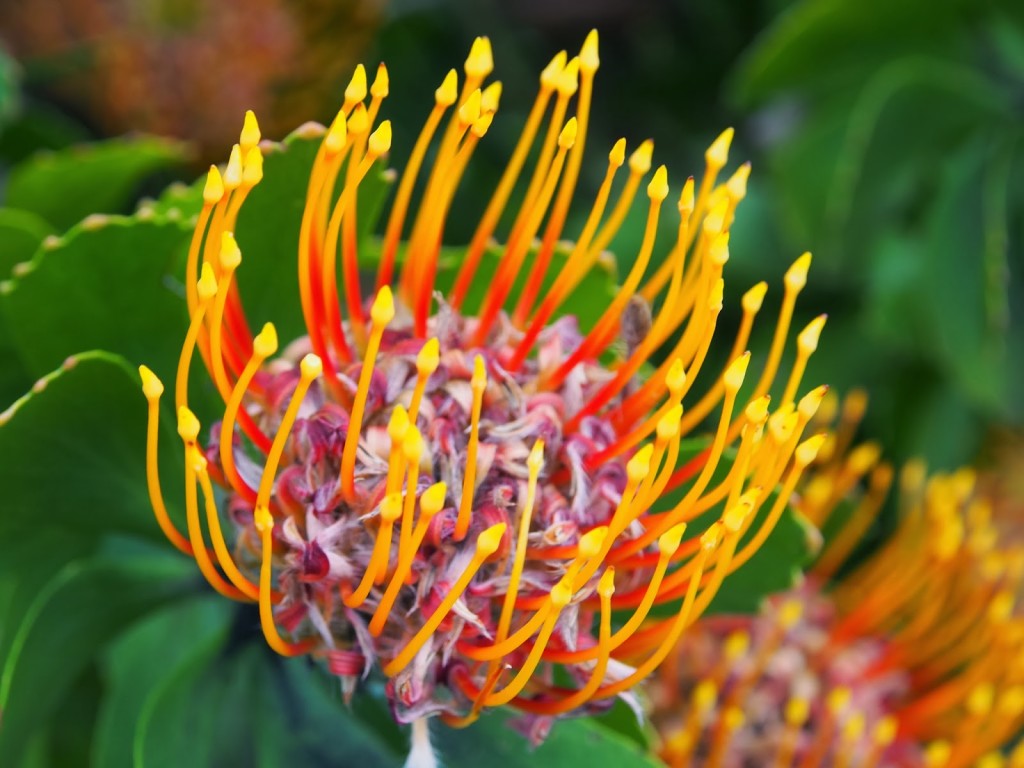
[4,136,189,231]
[0,215,193,389]
[0,208,52,279]
[0,550,193,765]
[436,710,662,768]
[0,351,184,541]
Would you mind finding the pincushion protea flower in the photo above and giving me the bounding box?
[138,32,831,745]
[652,393,1024,767]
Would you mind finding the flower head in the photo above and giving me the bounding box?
[652,392,1024,767]
[139,33,830,733]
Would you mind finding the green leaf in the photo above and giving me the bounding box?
[0,215,192,388]
[93,595,234,767]
[133,642,405,768]
[0,351,184,542]
[435,709,663,768]
[0,208,53,279]
[0,550,193,765]
[5,136,190,231]
[0,49,19,131]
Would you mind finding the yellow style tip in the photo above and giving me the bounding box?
[968,683,996,716]
[694,680,718,710]
[348,103,370,135]
[240,110,261,152]
[388,404,410,442]
[723,350,750,393]
[528,439,545,471]
[203,165,224,205]
[629,139,654,175]
[371,286,396,326]
[368,120,393,156]
[346,64,368,104]
[709,278,725,312]
[723,490,758,532]
[726,162,751,200]
[465,37,494,79]
[700,522,722,550]
[481,80,502,113]
[679,176,695,214]
[708,232,730,266]
[647,165,669,202]
[219,231,242,270]
[705,127,734,169]
[798,314,827,353]
[656,404,683,442]
[580,29,600,74]
[458,89,483,126]
[403,426,425,462]
[797,384,829,420]
[724,630,749,660]
[667,359,687,396]
[253,323,278,358]
[224,144,243,189]
[540,51,568,89]
[471,355,487,391]
[578,526,609,559]
[197,262,218,302]
[436,70,459,107]
[924,741,951,767]
[299,353,323,380]
[742,281,768,313]
[139,365,164,400]
[702,197,729,236]
[779,597,804,628]
[417,338,441,375]
[254,504,274,534]
[550,577,574,608]
[658,523,687,556]
[608,138,627,168]
[421,482,448,517]
[242,147,263,186]
[745,394,771,425]
[476,522,507,557]
[558,117,578,150]
[371,63,390,98]
[795,433,827,467]
[556,57,580,96]
[785,696,810,725]
[626,444,653,483]
[470,112,494,139]
[381,492,404,522]
[177,405,201,443]
[873,715,897,746]
[325,112,348,155]
[785,251,812,291]
[597,567,616,597]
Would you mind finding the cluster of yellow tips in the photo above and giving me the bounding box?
[138,32,835,729]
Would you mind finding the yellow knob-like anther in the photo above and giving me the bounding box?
[481,81,502,113]
[629,139,654,175]
[540,51,567,89]
[723,351,751,393]
[325,113,348,155]
[785,252,812,291]
[219,231,242,270]
[242,147,263,186]
[370,285,395,325]
[177,405,200,443]
[701,522,723,550]
[657,405,683,443]
[556,57,580,96]
[253,323,278,358]
[139,365,164,400]
[627,444,654,485]
[224,144,243,189]
[197,262,218,302]
[345,64,368,104]
[203,165,225,205]
[371,63,389,98]
[785,696,810,725]
[465,37,493,79]
[647,165,669,202]
[705,127,734,169]
[658,523,687,556]
[743,281,768,313]
[240,110,261,153]
[796,434,828,467]
[667,359,687,397]
[580,29,600,74]
[609,138,626,168]
[435,69,459,106]
[558,117,578,150]
[368,121,393,157]
[798,314,827,354]
[458,89,482,126]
